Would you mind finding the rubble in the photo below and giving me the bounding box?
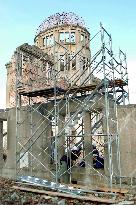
[0,177,135,205]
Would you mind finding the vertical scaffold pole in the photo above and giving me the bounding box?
[53,38,58,183]
[15,49,22,178]
[100,22,113,190]
[110,35,122,188]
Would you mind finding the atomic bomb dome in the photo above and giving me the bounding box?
[4,9,131,196]
[36,12,87,35]
[34,12,91,88]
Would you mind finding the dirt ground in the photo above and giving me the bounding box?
[0,177,135,205]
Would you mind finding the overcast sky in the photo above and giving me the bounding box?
[0,0,136,108]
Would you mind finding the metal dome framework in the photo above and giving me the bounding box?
[36,12,86,35]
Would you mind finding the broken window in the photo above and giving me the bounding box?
[81,34,84,42]
[83,57,86,70]
[65,32,70,43]
[66,54,70,70]
[85,35,88,44]
[44,35,54,47]
[46,36,50,46]
[43,37,45,46]
[60,32,65,42]
[71,32,75,43]
[70,52,76,70]
[86,58,90,66]
[50,34,54,45]
[60,55,65,71]
[72,57,76,70]
[59,32,75,43]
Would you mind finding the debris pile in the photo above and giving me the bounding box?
[0,176,135,204]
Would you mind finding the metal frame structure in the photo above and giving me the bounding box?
[36,12,86,35]
[15,23,129,190]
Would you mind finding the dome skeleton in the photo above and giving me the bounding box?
[36,12,86,35]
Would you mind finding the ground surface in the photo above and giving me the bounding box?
[0,177,135,205]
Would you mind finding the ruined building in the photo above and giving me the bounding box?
[0,12,136,189]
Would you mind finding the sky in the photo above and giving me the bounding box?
[0,0,136,108]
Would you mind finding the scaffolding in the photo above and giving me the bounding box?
[15,23,129,190]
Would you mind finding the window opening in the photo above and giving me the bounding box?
[72,57,76,70]
[43,37,45,46]
[44,35,54,47]
[81,34,84,42]
[65,32,70,43]
[60,55,65,71]
[46,36,50,46]
[83,57,86,70]
[66,54,70,70]
[60,32,65,42]
[71,32,75,43]
[71,52,76,70]
[59,32,75,43]
[50,34,54,45]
